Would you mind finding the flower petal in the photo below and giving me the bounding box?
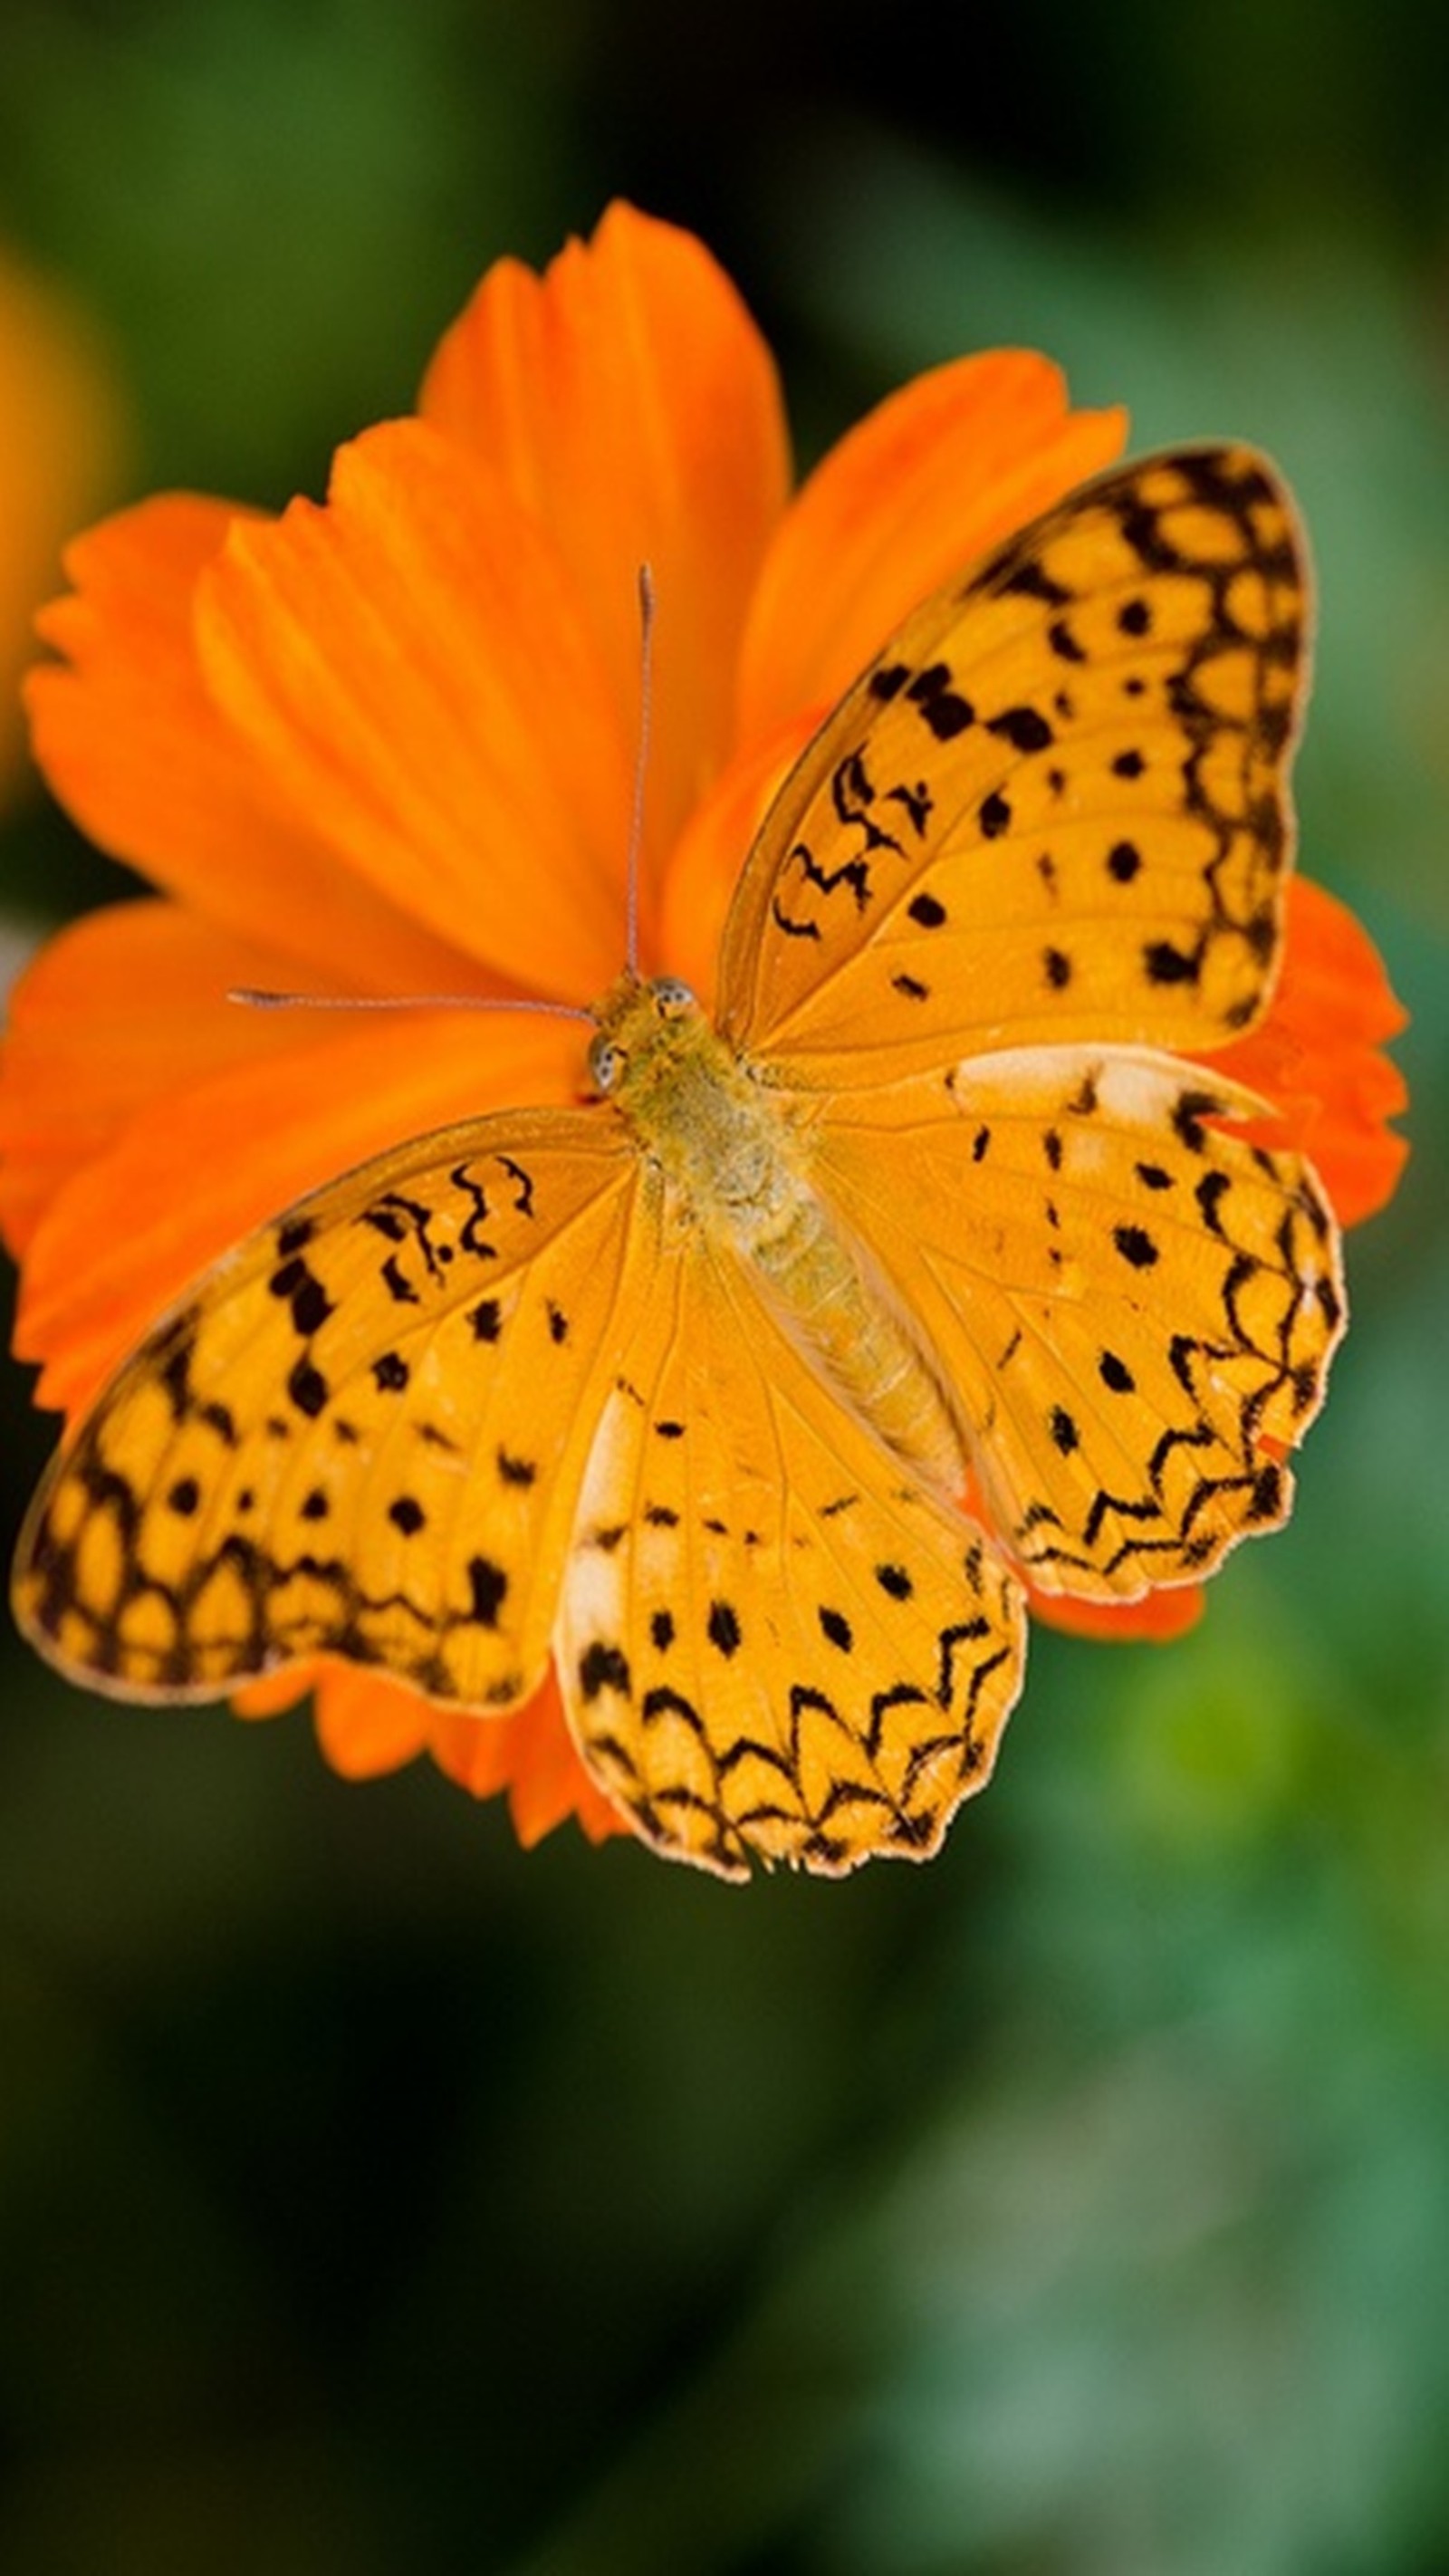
[421,202,792,891]
[233,1659,434,1774]
[429,1666,629,1848]
[0,899,355,1256]
[312,1665,436,1778]
[240,1647,629,1836]
[1230,877,1408,1226]
[14,1002,583,1418]
[231,1665,315,1720]
[28,497,476,993]
[1032,1584,1205,1641]
[198,421,635,1003]
[737,351,1127,740]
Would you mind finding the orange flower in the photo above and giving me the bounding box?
[0,241,123,811]
[1,205,1406,1854]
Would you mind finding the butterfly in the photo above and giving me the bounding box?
[12,446,1344,1879]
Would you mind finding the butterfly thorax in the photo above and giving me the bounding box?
[590,973,965,1492]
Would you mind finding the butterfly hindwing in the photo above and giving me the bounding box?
[718,447,1307,1079]
[14,1110,642,1706]
[554,1227,1025,1878]
[811,1045,1345,1598]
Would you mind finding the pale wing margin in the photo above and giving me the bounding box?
[554,1226,1025,1879]
[14,1108,644,1708]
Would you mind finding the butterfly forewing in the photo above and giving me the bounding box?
[718,447,1308,1079]
[14,1110,642,1706]
[554,1231,1024,1878]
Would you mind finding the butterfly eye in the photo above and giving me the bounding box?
[589,1035,626,1092]
[651,977,696,1019]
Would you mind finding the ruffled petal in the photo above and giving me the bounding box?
[737,351,1127,740]
[14,1003,583,1418]
[0,899,358,1256]
[231,1664,315,1719]
[428,1666,629,1848]
[1229,877,1408,1226]
[198,422,635,1003]
[1032,1584,1205,1641]
[28,498,476,994]
[421,202,792,893]
[312,1665,437,1778]
[232,1658,433,1774]
[239,1651,627,1835]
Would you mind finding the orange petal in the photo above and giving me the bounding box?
[233,1648,623,1835]
[737,351,1127,740]
[0,245,125,803]
[14,1002,583,1418]
[311,1665,436,1778]
[0,899,360,1256]
[232,1665,314,1719]
[421,203,791,891]
[28,497,476,995]
[233,1659,433,1776]
[198,421,635,1003]
[1032,1584,1206,1642]
[1229,876,1408,1226]
[429,1666,629,1848]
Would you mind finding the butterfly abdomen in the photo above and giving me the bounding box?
[746,1182,965,1492]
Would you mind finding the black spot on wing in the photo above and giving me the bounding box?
[288,1360,329,1418]
[987,704,1054,753]
[579,1638,629,1700]
[1114,1225,1159,1270]
[707,1600,742,1657]
[468,1555,509,1628]
[906,663,975,739]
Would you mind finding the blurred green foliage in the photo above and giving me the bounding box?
[1,4,1445,2571]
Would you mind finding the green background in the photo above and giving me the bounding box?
[0,5,1444,2569]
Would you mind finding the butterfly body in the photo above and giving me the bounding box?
[14,446,1346,1877]
[592,970,964,1490]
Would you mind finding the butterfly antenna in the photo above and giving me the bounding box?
[625,562,657,980]
[228,989,594,1020]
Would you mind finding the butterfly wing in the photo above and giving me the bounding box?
[715,444,1340,1600]
[14,1110,644,1707]
[811,1047,1344,1598]
[553,1228,1024,1879]
[717,447,1306,1078]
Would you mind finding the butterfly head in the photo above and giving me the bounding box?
[587,972,702,1091]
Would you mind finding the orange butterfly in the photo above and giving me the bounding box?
[13,448,1342,1878]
